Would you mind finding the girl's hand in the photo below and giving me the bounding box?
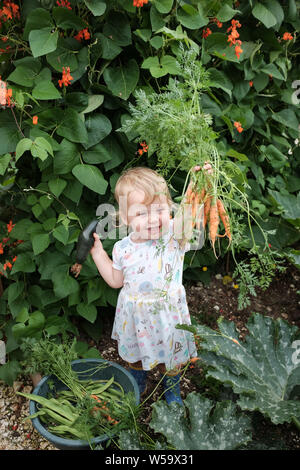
[90,232,104,257]
[193,161,213,175]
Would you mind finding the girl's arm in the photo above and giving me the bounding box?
[90,233,124,289]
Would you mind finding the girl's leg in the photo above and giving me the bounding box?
[127,361,148,396]
[158,363,183,405]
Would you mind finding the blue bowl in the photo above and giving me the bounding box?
[29,359,140,450]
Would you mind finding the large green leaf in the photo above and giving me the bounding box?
[150,393,252,450]
[268,190,300,227]
[29,28,59,58]
[0,114,22,154]
[12,310,45,339]
[252,2,277,28]
[177,4,208,29]
[72,164,108,195]
[83,0,106,16]
[23,8,53,40]
[53,139,80,175]
[83,114,112,149]
[32,80,61,100]
[103,59,139,100]
[179,313,300,425]
[103,12,131,46]
[56,108,88,144]
[52,7,87,30]
[52,271,79,299]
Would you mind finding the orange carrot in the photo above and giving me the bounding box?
[203,195,211,228]
[209,201,219,257]
[217,198,231,243]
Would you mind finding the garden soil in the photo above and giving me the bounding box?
[1,263,299,450]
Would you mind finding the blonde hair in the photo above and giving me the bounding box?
[114,166,174,227]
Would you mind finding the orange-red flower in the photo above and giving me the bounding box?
[0,1,20,22]
[7,220,15,233]
[32,116,38,125]
[0,243,3,255]
[234,121,243,133]
[235,43,243,60]
[58,66,73,87]
[133,0,148,6]
[202,27,212,39]
[74,28,91,42]
[137,141,149,156]
[249,81,253,87]
[227,19,243,60]
[56,0,72,9]
[212,17,223,28]
[282,32,293,41]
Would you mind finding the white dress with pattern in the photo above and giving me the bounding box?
[111,219,201,371]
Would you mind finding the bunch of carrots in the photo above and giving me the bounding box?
[182,164,231,257]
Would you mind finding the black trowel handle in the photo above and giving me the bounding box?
[75,219,99,264]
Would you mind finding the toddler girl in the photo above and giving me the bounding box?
[90,166,207,405]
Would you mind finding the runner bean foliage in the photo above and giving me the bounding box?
[0,0,298,390]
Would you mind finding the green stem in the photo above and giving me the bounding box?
[292,416,300,431]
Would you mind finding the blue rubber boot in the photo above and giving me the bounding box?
[128,367,148,396]
[161,373,183,405]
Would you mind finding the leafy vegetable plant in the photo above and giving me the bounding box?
[179,313,300,429]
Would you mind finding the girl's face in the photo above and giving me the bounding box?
[125,190,171,242]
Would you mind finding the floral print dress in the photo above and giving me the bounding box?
[111,219,201,371]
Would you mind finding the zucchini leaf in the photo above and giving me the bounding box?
[178,313,300,425]
[149,392,252,450]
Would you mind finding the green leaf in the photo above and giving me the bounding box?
[56,108,88,144]
[48,177,67,197]
[31,233,51,255]
[0,114,21,154]
[7,281,24,305]
[10,253,36,274]
[32,80,61,100]
[0,154,11,175]
[103,59,139,100]
[12,310,45,339]
[46,40,79,72]
[72,164,108,195]
[53,224,69,245]
[7,65,38,87]
[29,28,59,58]
[83,114,112,149]
[93,33,122,60]
[53,139,80,175]
[34,137,53,156]
[52,271,79,299]
[141,55,179,78]
[177,4,208,30]
[77,303,98,323]
[103,12,131,46]
[217,5,240,22]
[52,7,87,30]
[150,393,252,450]
[252,3,277,28]
[260,63,284,80]
[0,361,21,386]
[207,68,232,97]
[268,190,300,225]
[83,0,106,16]
[82,95,104,114]
[15,138,32,161]
[152,0,173,14]
[272,109,299,131]
[23,8,53,40]
[180,313,300,425]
